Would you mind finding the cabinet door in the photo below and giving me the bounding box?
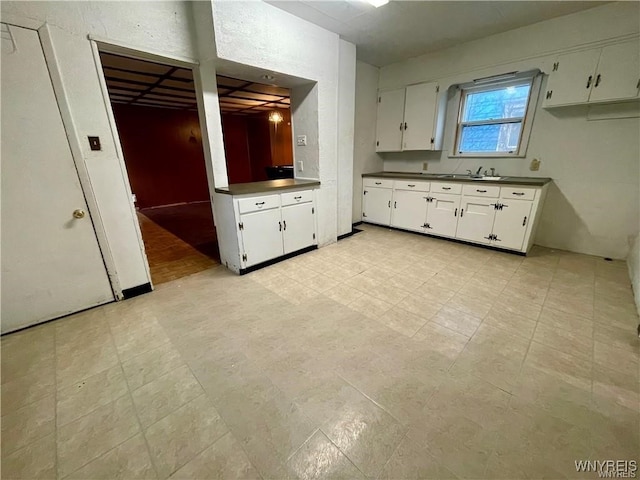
[543,49,601,107]
[455,196,496,245]
[589,40,640,103]
[282,202,315,255]
[362,187,392,226]
[240,208,284,267]
[376,88,405,152]
[391,189,428,232]
[491,200,532,251]
[403,82,438,151]
[426,193,461,238]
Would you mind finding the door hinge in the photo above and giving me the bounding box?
[436,85,439,93]
[313,233,316,240]
[378,96,381,103]
[376,140,379,147]
[424,223,432,229]
[552,61,559,72]
[545,90,553,99]
[363,212,367,217]
[312,207,315,214]
[430,137,434,144]
[238,222,244,230]
[363,190,367,195]
[242,253,247,262]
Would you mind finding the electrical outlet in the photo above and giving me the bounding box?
[422,162,428,171]
[298,160,304,172]
[296,135,307,146]
[530,158,541,171]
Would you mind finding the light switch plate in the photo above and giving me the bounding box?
[298,160,304,171]
[296,135,307,146]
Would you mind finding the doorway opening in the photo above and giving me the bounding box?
[217,75,294,184]
[98,52,219,285]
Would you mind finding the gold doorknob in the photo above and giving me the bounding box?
[73,209,85,219]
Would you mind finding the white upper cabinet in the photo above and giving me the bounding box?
[589,40,640,103]
[376,82,441,152]
[403,83,439,151]
[376,88,406,152]
[543,39,640,108]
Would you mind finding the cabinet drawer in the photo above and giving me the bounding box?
[237,194,280,214]
[363,177,393,188]
[462,184,500,198]
[281,190,313,206]
[393,180,429,192]
[500,186,536,201]
[431,182,462,194]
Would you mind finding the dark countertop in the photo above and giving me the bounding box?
[215,179,321,195]
[362,171,552,186]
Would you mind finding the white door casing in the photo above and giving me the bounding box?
[1,24,114,333]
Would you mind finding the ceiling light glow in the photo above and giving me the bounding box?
[366,0,389,7]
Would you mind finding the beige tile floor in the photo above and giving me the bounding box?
[2,224,639,479]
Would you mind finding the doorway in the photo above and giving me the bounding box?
[216,75,294,184]
[98,52,219,285]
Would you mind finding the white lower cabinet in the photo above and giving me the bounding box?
[491,199,532,251]
[362,186,392,225]
[391,189,428,232]
[457,196,497,245]
[362,176,548,254]
[426,193,460,237]
[240,208,284,267]
[215,188,318,272]
[282,202,315,255]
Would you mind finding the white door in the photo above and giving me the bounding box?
[403,82,438,151]
[426,193,461,238]
[589,40,640,103]
[456,196,496,245]
[1,25,113,333]
[362,187,392,226]
[376,88,405,152]
[240,208,284,267]
[391,189,428,233]
[543,49,601,107]
[491,200,533,251]
[282,203,315,255]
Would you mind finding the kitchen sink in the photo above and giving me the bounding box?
[436,174,507,181]
[471,176,506,181]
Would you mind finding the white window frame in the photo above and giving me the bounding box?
[450,70,542,158]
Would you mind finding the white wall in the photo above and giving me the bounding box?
[374,2,640,259]
[211,0,356,246]
[1,1,200,291]
[352,61,383,223]
[337,40,356,236]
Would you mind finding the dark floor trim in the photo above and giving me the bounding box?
[122,282,153,299]
[337,226,363,241]
[363,222,526,256]
[353,221,363,227]
[239,245,318,275]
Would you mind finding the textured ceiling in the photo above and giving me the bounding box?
[100,53,290,115]
[266,1,609,66]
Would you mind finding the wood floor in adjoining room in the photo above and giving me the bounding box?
[1,224,638,479]
[137,206,219,285]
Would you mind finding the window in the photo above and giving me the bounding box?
[453,72,540,157]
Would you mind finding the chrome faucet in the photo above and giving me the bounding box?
[476,166,483,175]
[466,169,473,176]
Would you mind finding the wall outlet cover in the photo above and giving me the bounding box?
[530,158,541,171]
[296,135,307,146]
[422,162,428,171]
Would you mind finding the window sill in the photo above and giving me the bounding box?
[448,152,526,159]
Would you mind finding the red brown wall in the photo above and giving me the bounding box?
[221,110,293,184]
[112,104,209,209]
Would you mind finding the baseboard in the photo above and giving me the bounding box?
[239,245,318,275]
[122,282,153,299]
[337,226,363,241]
